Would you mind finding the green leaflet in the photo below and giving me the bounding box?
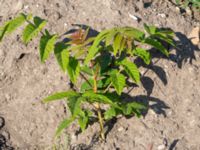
[6,13,27,34]
[80,79,94,93]
[105,29,117,46]
[120,59,140,84]
[143,23,157,35]
[151,33,175,47]
[133,48,151,65]
[0,23,9,41]
[54,42,70,72]
[0,13,27,41]
[104,107,116,120]
[121,101,146,116]
[67,96,83,117]
[96,52,112,73]
[84,29,110,65]
[78,111,89,131]
[42,91,79,103]
[40,32,57,62]
[67,57,80,84]
[55,117,74,137]
[122,27,145,41]
[113,33,123,56]
[80,65,93,76]
[144,38,169,56]
[110,70,126,95]
[22,16,47,44]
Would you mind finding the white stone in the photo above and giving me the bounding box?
[157,144,165,150]
[23,5,29,10]
[117,127,124,132]
[128,13,139,21]
[158,13,166,18]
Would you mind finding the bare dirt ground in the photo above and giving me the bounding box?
[0,0,200,149]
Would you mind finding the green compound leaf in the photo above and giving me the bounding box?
[67,57,80,84]
[54,42,70,72]
[42,91,79,103]
[22,16,47,44]
[133,47,151,65]
[55,117,74,137]
[40,32,57,62]
[0,13,27,41]
[110,71,126,95]
[120,59,140,84]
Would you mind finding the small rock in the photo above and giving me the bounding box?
[71,133,77,140]
[188,27,200,45]
[158,13,167,18]
[157,144,165,150]
[186,7,192,16]
[128,13,140,22]
[175,7,180,13]
[117,127,124,132]
[23,5,29,10]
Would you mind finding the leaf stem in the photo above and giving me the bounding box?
[92,67,105,140]
[80,72,93,88]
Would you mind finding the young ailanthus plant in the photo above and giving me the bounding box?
[0,13,175,140]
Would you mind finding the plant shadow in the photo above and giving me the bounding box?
[0,116,14,150]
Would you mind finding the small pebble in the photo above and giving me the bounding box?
[128,13,140,22]
[157,144,165,150]
[186,7,192,16]
[71,133,77,140]
[158,13,166,18]
[23,5,29,10]
[175,7,180,13]
[117,127,124,132]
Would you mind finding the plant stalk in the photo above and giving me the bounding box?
[93,68,105,140]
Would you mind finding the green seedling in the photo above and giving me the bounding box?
[0,13,175,140]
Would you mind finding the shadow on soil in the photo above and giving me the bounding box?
[0,117,14,150]
[62,25,199,149]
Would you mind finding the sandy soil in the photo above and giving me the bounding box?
[0,0,200,149]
